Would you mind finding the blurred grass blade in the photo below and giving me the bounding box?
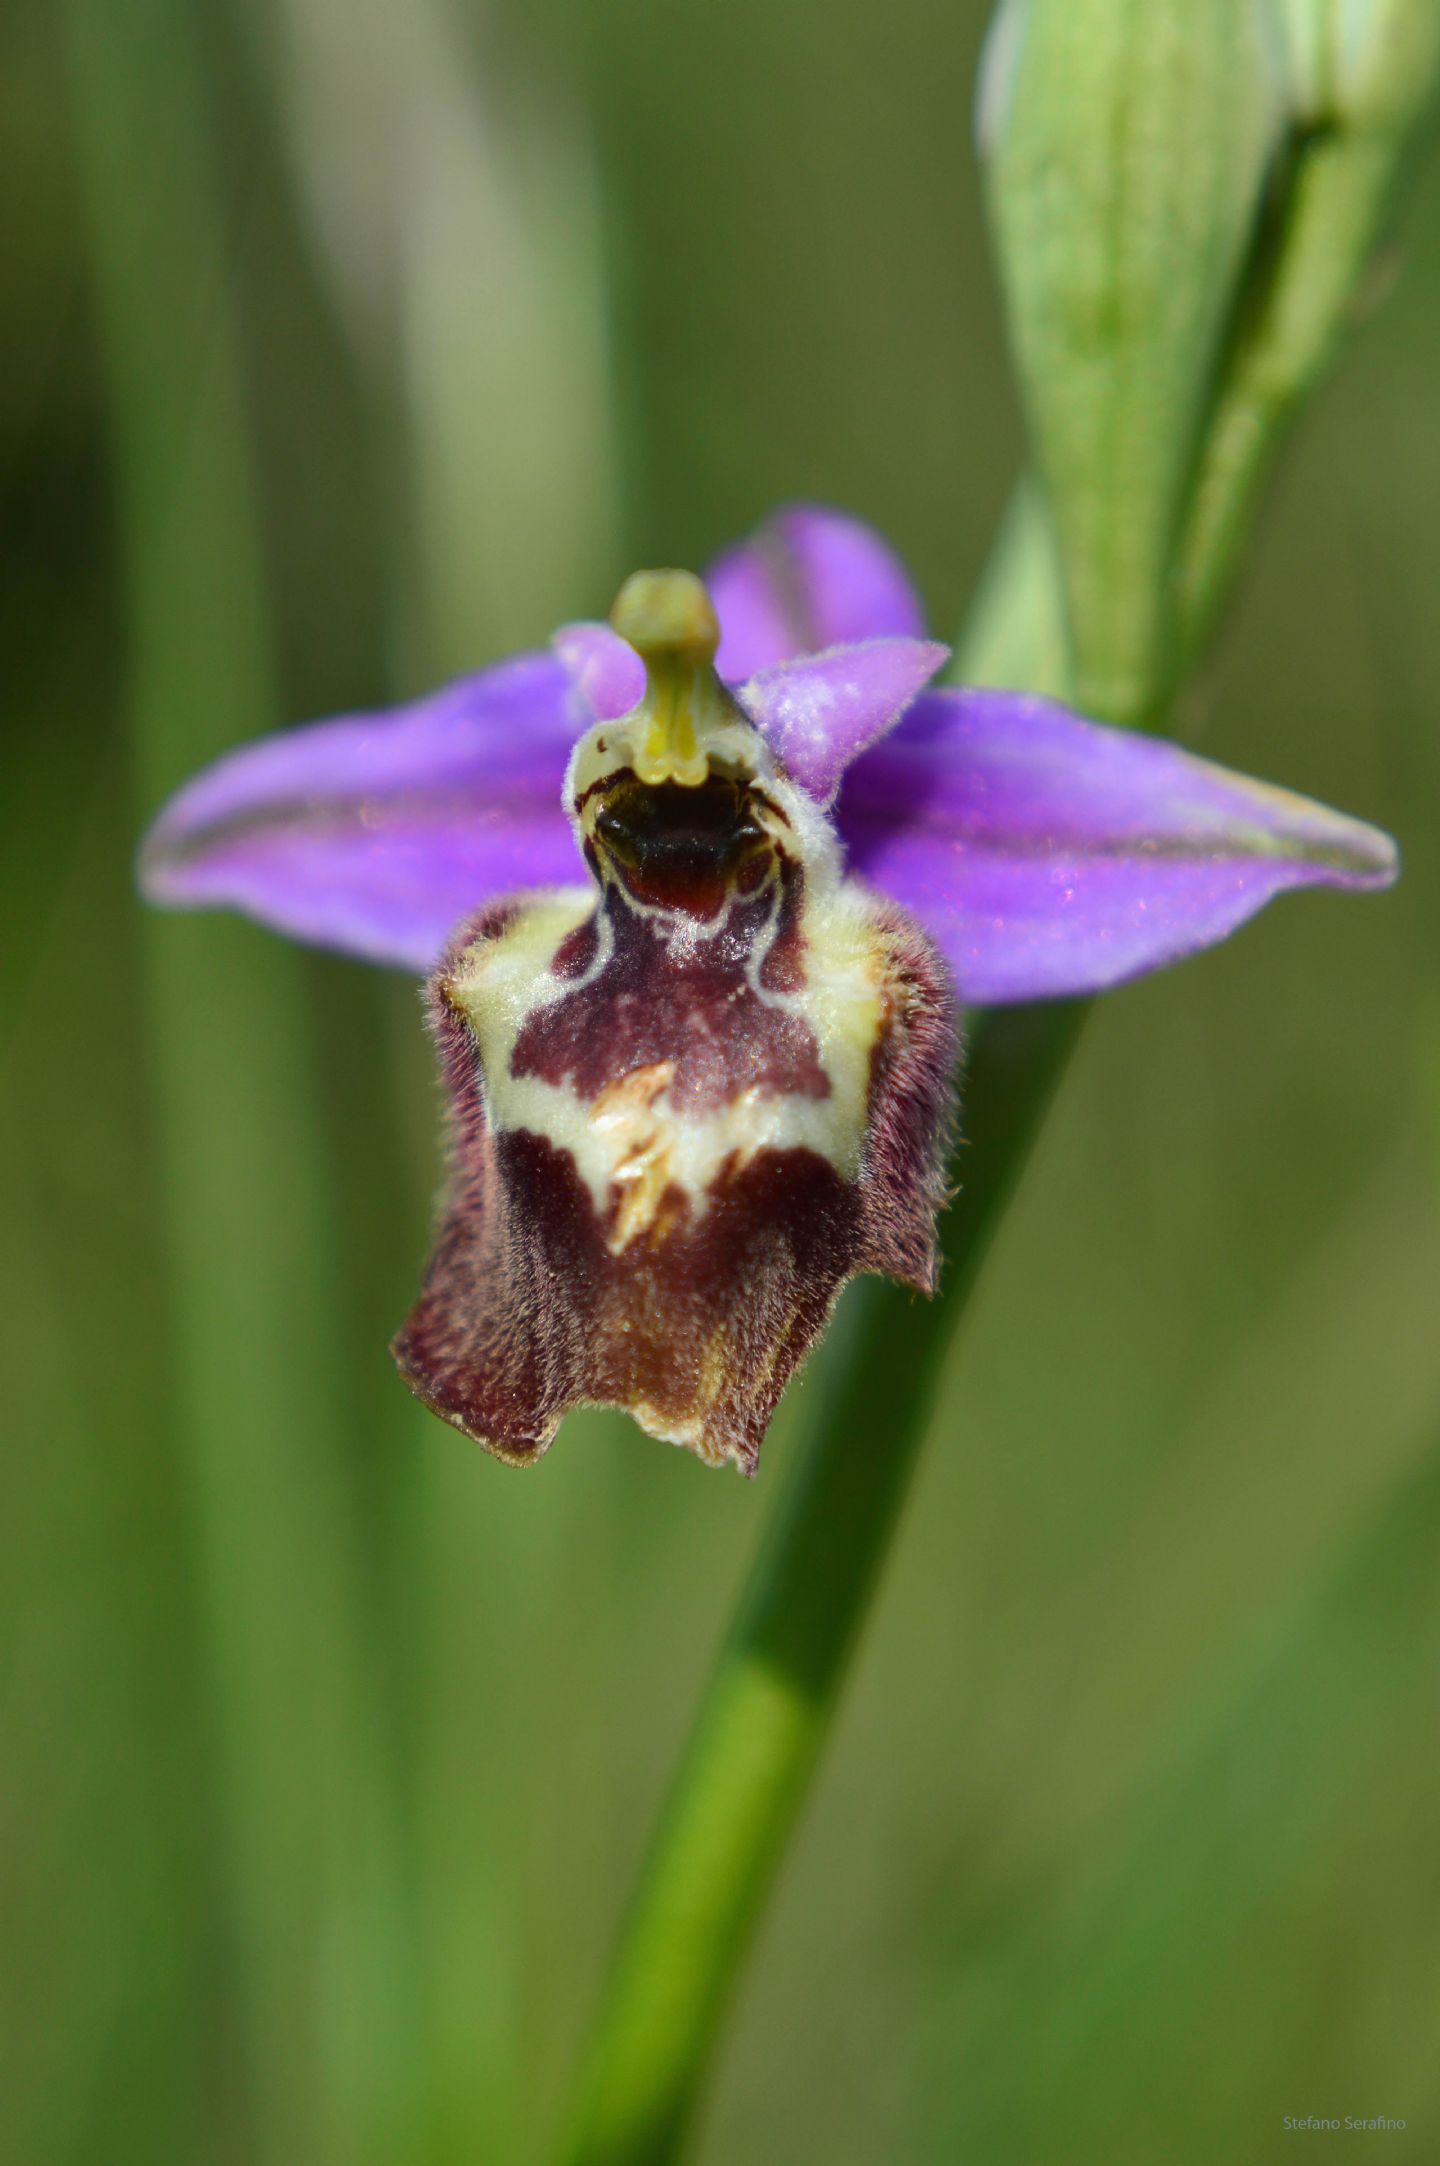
[1177,0,1440,662]
[245,0,627,2151]
[257,0,620,671]
[60,1,411,2156]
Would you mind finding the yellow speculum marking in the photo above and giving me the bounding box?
[591,1062,680,1254]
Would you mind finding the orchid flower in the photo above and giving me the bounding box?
[140,506,1396,1473]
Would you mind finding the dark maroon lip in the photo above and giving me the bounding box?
[396,879,956,1474]
[511,877,830,1113]
[393,1129,864,1471]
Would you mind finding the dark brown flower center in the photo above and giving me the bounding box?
[589,771,772,916]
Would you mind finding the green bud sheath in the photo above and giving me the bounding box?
[1276,0,1440,137]
[1173,0,1440,661]
[982,0,1281,725]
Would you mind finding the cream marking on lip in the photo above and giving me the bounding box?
[445,861,889,1244]
[444,687,895,1252]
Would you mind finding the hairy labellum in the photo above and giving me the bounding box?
[137,504,1399,1467]
[393,570,956,1473]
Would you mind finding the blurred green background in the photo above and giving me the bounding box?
[5,0,1440,2160]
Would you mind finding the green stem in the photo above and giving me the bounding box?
[957,475,1071,698]
[557,1003,1084,2166]
[558,298,1103,2160]
[558,314,1094,2160]
[1177,96,1439,671]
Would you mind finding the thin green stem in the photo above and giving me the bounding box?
[1177,84,1440,673]
[559,304,1096,2163]
[557,1003,1084,2166]
[560,347,1102,2166]
[957,474,1071,699]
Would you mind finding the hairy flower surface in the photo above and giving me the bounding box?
[142,506,1397,1470]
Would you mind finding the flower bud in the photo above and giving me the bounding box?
[980,0,1283,723]
[1173,0,1440,654]
[1275,0,1440,134]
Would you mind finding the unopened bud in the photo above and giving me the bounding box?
[1275,0,1440,133]
[980,0,1283,724]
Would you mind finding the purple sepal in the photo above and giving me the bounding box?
[138,653,584,969]
[737,639,949,801]
[838,689,1399,1004]
[707,504,928,680]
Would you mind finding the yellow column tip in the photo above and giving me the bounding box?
[610,570,720,665]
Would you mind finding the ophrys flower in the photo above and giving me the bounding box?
[141,506,1396,1471]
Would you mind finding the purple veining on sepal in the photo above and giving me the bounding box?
[138,653,584,968]
[708,504,928,680]
[837,689,1399,1004]
[737,638,949,802]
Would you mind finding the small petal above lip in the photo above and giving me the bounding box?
[139,652,585,969]
[552,620,646,721]
[707,503,929,679]
[737,638,950,802]
[839,688,1399,1004]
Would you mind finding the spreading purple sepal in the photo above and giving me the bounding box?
[838,689,1399,1005]
[737,639,949,802]
[707,503,928,679]
[138,653,584,968]
[139,506,1398,1016]
[137,519,1401,1473]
